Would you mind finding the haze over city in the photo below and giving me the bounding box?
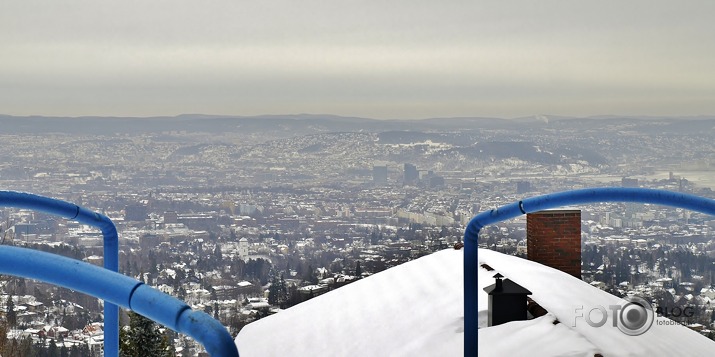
[2,1,715,119]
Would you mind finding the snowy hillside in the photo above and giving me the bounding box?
[235,248,715,356]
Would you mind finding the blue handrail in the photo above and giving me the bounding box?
[463,187,715,356]
[0,245,239,357]
[0,191,119,356]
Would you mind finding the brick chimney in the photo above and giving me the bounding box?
[526,210,581,279]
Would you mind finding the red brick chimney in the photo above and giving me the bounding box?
[526,210,581,279]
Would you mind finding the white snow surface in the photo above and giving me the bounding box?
[478,313,599,357]
[478,249,715,356]
[235,248,715,356]
[237,249,464,356]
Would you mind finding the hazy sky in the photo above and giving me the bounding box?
[2,1,715,119]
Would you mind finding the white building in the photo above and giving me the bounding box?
[238,238,249,261]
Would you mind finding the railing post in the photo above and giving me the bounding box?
[100,223,119,357]
[463,222,481,356]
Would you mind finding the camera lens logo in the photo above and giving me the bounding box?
[617,296,654,336]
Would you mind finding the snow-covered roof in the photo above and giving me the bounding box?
[477,249,715,356]
[235,248,715,356]
[249,302,270,310]
[237,249,464,356]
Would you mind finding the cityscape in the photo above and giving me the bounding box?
[1,115,715,355]
[3,1,715,355]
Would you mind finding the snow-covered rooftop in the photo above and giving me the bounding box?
[237,249,464,356]
[235,248,715,356]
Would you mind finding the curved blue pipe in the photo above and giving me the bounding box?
[0,191,119,356]
[463,187,715,356]
[0,246,239,357]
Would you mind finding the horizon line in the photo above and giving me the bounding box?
[2,113,715,121]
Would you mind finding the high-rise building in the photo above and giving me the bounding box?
[403,163,418,184]
[238,237,249,261]
[373,165,388,184]
[125,204,148,221]
[164,211,178,224]
[429,175,445,188]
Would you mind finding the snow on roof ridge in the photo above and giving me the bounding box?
[478,249,715,356]
[236,249,465,356]
[235,248,715,356]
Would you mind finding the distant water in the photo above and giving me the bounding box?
[579,171,715,190]
[645,171,715,190]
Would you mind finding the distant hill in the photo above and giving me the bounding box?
[1,114,714,136]
[0,114,514,135]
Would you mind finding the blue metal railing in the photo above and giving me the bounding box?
[0,191,120,356]
[463,187,715,356]
[0,245,238,356]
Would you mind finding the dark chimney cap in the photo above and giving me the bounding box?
[483,275,532,295]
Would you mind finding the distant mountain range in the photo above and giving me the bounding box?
[1,114,714,135]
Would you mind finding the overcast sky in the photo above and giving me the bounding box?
[2,1,715,119]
